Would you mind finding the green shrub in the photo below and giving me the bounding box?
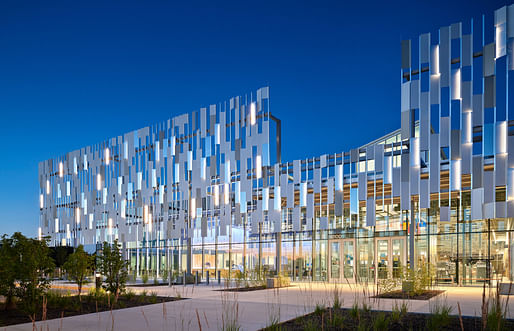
[149,291,158,304]
[373,312,390,331]
[327,309,345,328]
[427,298,452,331]
[124,288,136,301]
[314,303,325,316]
[350,302,359,320]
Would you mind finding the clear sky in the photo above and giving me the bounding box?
[0,0,509,237]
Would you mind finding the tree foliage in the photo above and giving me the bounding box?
[63,245,92,298]
[3,233,55,318]
[0,234,18,310]
[98,240,128,300]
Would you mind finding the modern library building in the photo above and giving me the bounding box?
[39,5,514,285]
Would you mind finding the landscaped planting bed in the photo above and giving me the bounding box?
[374,289,445,300]
[264,306,514,330]
[217,285,268,292]
[0,290,185,327]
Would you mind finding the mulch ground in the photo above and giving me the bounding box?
[266,307,514,330]
[216,285,268,292]
[0,295,184,327]
[374,289,445,300]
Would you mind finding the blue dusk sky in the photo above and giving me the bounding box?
[0,0,509,237]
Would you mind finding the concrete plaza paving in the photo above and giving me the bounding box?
[5,282,514,331]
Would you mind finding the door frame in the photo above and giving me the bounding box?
[374,236,407,283]
[328,238,356,283]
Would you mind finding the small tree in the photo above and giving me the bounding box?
[98,240,128,302]
[14,233,54,319]
[0,235,17,310]
[63,245,93,299]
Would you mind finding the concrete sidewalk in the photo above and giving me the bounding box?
[5,282,514,331]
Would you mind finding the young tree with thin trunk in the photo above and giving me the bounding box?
[63,245,92,300]
[98,240,128,302]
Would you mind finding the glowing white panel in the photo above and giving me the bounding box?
[137,172,142,189]
[57,184,61,198]
[300,182,307,207]
[171,136,176,155]
[83,199,87,215]
[105,148,110,165]
[201,158,206,180]
[434,45,440,74]
[452,68,461,100]
[38,227,42,240]
[174,164,180,183]
[39,194,44,209]
[498,121,507,154]
[224,183,229,204]
[103,188,107,204]
[188,151,193,171]
[250,102,256,125]
[152,169,157,187]
[256,155,262,179]
[410,137,420,168]
[73,157,77,174]
[451,160,461,191]
[274,186,281,211]
[496,23,506,58]
[121,199,126,218]
[66,224,70,239]
[215,123,220,144]
[155,141,160,162]
[55,218,59,233]
[118,176,122,195]
[76,207,80,224]
[214,185,219,206]
[97,173,102,191]
[144,205,149,223]
[124,141,128,159]
[225,160,231,183]
[108,218,113,235]
[89,214,93,229]
[46,180,50,194]
[59,162,63,177]
[66,181,70,196]
[263,187,269,211]
[83,155,88,171]
[335,164,343,191]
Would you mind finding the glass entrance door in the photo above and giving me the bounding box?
[392,238,404,278]
[376,239,389,279]
[329,239,355,282]
[343,240,355,279]
[375,237,406,281]
[330,241,341,279]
